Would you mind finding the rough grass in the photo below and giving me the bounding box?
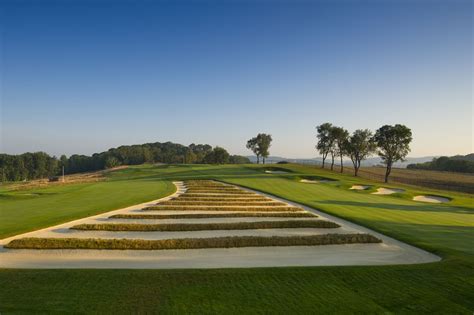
[159,201,286,206]
[110,212,318,219]
[181,193,258,197]
[70,220,339,231]
[185,190,253,194]
[172,197,272,201]
[143,206,304,212]
[5,233,379,250]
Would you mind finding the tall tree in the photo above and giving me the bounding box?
[246,137,260,164]
[256,133,272,164]
[373,124,412,183]
[332,126,349,173]
[204,146,230,164]
[316,123,335,169]
[346,129,375,176]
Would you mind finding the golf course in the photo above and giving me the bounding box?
[1,164,473,313]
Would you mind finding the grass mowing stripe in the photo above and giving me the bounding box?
[110,212,318,219]
[143,206,304,212]
[71,220,340,231]
[5,234,380,250]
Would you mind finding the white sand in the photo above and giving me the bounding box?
[0,181,440,269]
[265,170,288,174]
[300,179,332,184]
[350,185,370,190]
[413,195,450,203]
[372,188,405,195]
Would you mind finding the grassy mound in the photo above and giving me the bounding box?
[143,206,304,212]
[5,234,380,250]
[110,212,318,219]
[71,220,339,231]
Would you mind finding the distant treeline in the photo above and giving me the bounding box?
[407,155,474,174]
[0,142,250,182]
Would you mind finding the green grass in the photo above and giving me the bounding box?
[5,234,377,250]
[110,212,318,219]
[69,219,339,232]
[0,176,176,239]
[1,163,473,313]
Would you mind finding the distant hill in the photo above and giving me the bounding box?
[407,154,474,174]
[247,156,436,168]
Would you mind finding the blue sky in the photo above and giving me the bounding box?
[1,0,472,158]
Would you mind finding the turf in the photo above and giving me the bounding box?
[1,164,473,313]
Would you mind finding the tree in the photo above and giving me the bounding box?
[316,123,335,169]
[246,137,260,164]
[229,155,251,164]
[373,124,412,183]
[105,156,120,169]
[256,133,272,164]
[332,126,349,173]
[346,129,375,176]
[204,146,230,164]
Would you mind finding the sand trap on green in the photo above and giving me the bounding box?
[300,179,331,184]
[372,188,405,195]
[413,195,449,203]
[350,185,370,190]
[265,170,288,174]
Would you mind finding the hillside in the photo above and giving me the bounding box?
[407,154,474,174]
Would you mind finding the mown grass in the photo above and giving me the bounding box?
[110,212,318,219]
[185,190,255,194]
[70,220,338,231]
[5,233,378,250]
[181,193,258,197]
[143,205,304,212]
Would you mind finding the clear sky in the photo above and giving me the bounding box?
[1,0,472,158]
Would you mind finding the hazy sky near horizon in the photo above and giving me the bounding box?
[1,0,472,158]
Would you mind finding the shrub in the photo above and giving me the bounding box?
[5,234,381,250]
[110,212,318,219]
[71,220,339,231]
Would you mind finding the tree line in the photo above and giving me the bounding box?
[407,156,474,173]
[316,123,412,182]
[0,142,250,182]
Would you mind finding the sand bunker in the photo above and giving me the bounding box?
[300,179,331,184]
[413,195,449,203]
[350,185,370,190]
[265,170,288,174]
[372,188,405,195]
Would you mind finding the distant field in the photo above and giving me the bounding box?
[311,164,474,193]
[1,164,473,313]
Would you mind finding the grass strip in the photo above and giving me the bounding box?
[70,220,339,231]
[159,201,287,206]
[109,212,318,219]
[143,206,304,212]
[173,197,272,202]
[5,234,380,250]
[184,190,256,195]
[182,193,258,197]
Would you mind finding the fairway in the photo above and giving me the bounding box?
[1,164,473,312]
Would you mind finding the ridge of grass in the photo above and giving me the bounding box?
[143,206,304,212]
[5,233,379,250]
[109,212,318,219]
[70,220,339,231]
[159,201,286,206]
